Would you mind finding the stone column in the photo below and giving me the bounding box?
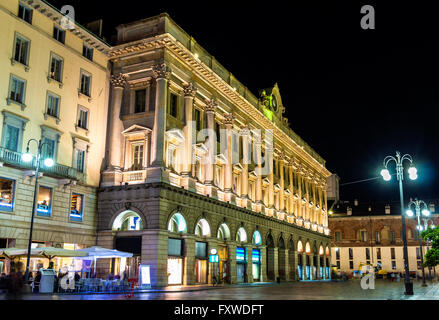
[227,242,237,284]
[291,250,298,281]
[267,144,274,216]
[278,248,289,281]
[323,254,328,279]
[279,153,285,214]
[245,244,253,283]
[317,255,321,280]
[224,113,234,201]
[267,247,279,281]
[181,83,197,191]
[141,230,169,287]
[260,245,267,282]
[310,254,315,280]
[150,63,171,168]
[204,100,217,196]
[183,235,196,285]
[255,135,263,212]
[240,126,250,207]
[302,253,307,280]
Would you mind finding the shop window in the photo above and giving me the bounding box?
[168,238,183,256]
[236,247,246,262]
[82,45,93,61]
[49,53,63,83]
[195,241,207,258]
[13,33,30,66]
[252,249,261,263]
[79,70,92,97]
[0,178,15,212]
[36,186,52,217]
[70,193,84,222]
[53,25,66,44]
[18,3,33,24]
[135,89,146,113]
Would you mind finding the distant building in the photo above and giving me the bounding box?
[329,200,438,278]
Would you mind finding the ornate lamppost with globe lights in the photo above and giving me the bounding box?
[406,199,430,287]
[381,151,418,295]
[21,139,54,282]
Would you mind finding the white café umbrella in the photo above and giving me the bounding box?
[0,247,88,259]
[76,246,133,273]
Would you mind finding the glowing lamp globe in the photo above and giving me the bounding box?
[406,209,414,217]
[21,152,33,163]
[44,158,54,167]
[408,166,417,176]
[422,209,430,216]
[381,169,391,181]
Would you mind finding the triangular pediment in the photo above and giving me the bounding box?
[122,124,152,136]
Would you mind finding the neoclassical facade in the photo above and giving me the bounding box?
[97,14,332,286]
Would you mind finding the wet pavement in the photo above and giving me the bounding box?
[3,279,439,300]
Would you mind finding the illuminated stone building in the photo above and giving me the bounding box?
[97,13,332,287]
[0,0,110,272]
[329,200,438,278]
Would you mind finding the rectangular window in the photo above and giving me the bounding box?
[349,261,354,269]
[80,71,91,96]
[77,107,88,129]
[42,138,55,160]
[335,249,340,260]
[46,92,60,118]
[215,122,220,142]
[252,249,261,263]
[0,178,15,212]
[76,149,85,173]
[349,248,353,260]
[132,144,144,170]
[392,261,396,270]
[13,34,30,66]
[391,248,396,260]
[135,89,146,113]
[168,238,183,256]
[236,247,246,262]
[195,241,207,259]
[390,231,395,244]
[360,231,367,242]
[9,76,26,104]
[70,193,83,222]
[36,186,52,217]
[194,109,201,131]
[335,231,341,242]
[4,125,19,152]
[82,45,93,61]
[377,248,381,260]
[53,26,66,44]
[49,54,63,83]
[18,3,33,24]
[366,248,370,260]
[375,231,380,244]
[169,93,178,118]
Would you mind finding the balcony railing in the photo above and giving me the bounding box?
[0,147,84,181]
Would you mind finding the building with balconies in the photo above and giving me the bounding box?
[0,0,110,271]
[97,13,332,287]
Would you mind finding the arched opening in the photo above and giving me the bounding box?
[251,230,263,282]
[217,223,231,240]
[252,231,262,246]
[288,238,295,280]
[195,218,211,237]
[236,227,247,243]
[266,234,275,281]
[297,240,304,280]
[168,213,187,233]
[112,210,144,231]
[305,242,311,280]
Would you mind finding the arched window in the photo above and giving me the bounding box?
[217,223,231,240]
[195,218,211,237]
[297,240,303,253]
[236,227,247,243]
[325,246,330,256]
[112,211,143,231]
[319,245,324,256]
[305,242,311,254]
[168,213,187,233]
[252,231,262,245]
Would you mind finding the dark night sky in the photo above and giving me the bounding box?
[48,0,439,203]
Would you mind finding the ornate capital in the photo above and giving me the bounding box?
[111,73,127,88]
[278,151,287,162]
[152,63,171,80]
[288,157,298,169]
[240,125,250,136]
[204,99,217,113]
[223,113,235,125]
[183,82,197,97]
[265,143,274,153]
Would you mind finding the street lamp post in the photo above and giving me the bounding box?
[21,139,54,282]
[406,199,430,287]
[381,151,417,295]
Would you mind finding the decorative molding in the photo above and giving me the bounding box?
[223,113,234,125]
[152,63,171,80]
[111,73,128,88]
[182,82,197,97]
[204,99,217,113]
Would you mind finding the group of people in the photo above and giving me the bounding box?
[0,262,25,299]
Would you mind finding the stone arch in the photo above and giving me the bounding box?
[112,210,144,231]
[167,211,188,233]
[266,232,276,281]
[217,222,231,241]
[297,239,304,253]
[236,226,248,243]
[288,236,295,251]
[278,234,285,249]
[194,217,212,237]
[305,241,311,254]
[252,230,263,246]
[108,206,147,231]
[266,233,275,248]
[319,244,324,256]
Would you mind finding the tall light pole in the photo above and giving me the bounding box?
[21,139,54,282]
[381,151,417,295]
[406,199,430,287]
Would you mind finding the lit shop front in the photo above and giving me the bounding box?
[167,238,184,285]
[195,241,208,284]
[297,240,304,280]
[252,249,261,281]
[218,246,228,282]
[320,256,324,279]
[114,236,142,278]
[313,255,317,280]
[236,247,246,283]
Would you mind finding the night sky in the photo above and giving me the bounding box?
[48,0,439,203]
